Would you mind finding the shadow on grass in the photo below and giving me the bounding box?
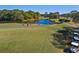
[50,27,75,49]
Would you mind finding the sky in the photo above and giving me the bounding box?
[0,5,79,14]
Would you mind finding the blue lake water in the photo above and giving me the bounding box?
[35,19,54,25]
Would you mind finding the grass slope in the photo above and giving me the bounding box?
[0,23,67,52]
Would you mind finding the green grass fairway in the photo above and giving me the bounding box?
[0,23,67,53]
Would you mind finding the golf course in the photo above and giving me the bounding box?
[0,5,79,53]
[0,23,68,53]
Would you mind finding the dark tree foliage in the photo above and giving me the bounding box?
[0,9,41,23]
[59,19,70,23]
[49,12,59,19]
[0,9,79,23]
[51,27,74,49]
[61,10,79,23]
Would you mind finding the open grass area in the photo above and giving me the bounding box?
[0,23,68,52]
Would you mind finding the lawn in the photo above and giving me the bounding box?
[0,23,68,53]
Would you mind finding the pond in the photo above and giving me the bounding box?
[35,19,55,25]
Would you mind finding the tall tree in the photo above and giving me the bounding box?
[49,12,59,19]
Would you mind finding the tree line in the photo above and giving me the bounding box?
[0,9,79,23]
[61,10,79,23]
[42,10,79,23]
[0,9,40,23]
